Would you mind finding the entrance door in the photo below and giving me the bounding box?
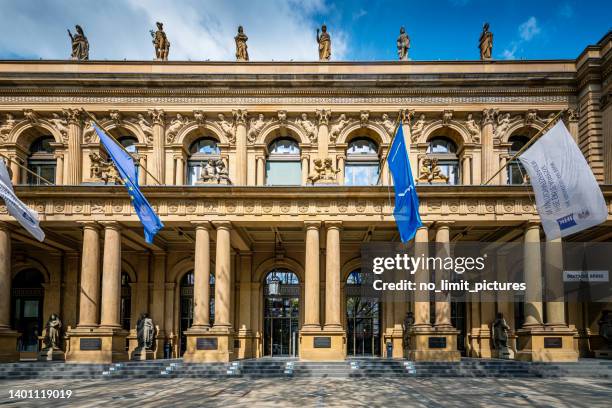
[263,270,300,357]
[346,270,381,356]
[11,269,44,354]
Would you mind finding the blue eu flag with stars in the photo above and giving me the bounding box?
[388,126,422,242]
[94,125,164,243]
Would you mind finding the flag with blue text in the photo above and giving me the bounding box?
[388,126,422,242]
[518,120,607,240]
[0,159,45,241]
[94,125,163,243]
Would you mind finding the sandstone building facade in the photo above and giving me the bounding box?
[0,32,611,364]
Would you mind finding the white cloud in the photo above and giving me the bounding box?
[502,44,517,60]
[518,16,541,41]
[0,0,349,61]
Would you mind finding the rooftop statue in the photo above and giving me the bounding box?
[235,26,249,61]
[150,22,170,61]
[68,25,89,61]
[479,22,493,60]
[397,26,410,61]
[316,24,331,61]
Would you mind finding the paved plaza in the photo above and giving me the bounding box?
[0,376,611,407]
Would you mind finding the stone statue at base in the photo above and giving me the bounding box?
[136,313,155,350]
[196,159,232,185]
[402,311,414,350]
[492,312,511,359]
[598,310,612,348]
[38,314,64,361]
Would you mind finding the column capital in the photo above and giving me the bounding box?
[0,221,10,231]
[165,282,176,290]
[433,221,454,229]
[304,220,322,230]
[239,250,253,258]
[213,220,232,231]
[77,221,100,230]
[525,220,541,230]
[324,220,342,230]
[191,221,212,230]
[99,221,122,231]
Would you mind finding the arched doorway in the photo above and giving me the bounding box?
[179,271,215,355]
[263,269,300,357]
[11,269,44,353]
[346,270,381,356]
[120,272,132,331]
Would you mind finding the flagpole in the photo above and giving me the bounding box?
[0,153,54,185]
[482,109,566,186]
[376,111,406,186]
[83,110,163,186]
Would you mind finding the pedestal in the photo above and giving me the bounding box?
[183,327,235,363]
[407,326,461,362]
[383,329,405,358]
[594,349,612,359]
[131,347,156,361]
[0,329,19,362]
[65,327,129,364]
[473,328,493,358]
[515,326,578,362]
[38,348,65,361]
[299,328,345,361]
[235,330,254,360]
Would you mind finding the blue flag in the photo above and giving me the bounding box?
[388,126,422,242]
[94,124,164,243]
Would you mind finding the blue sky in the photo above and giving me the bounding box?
[0,0,609,61]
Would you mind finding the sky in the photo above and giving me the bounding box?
[0,0,609,61]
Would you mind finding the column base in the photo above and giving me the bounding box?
[131,347,156,361]
[408,326,461,362]
[472,328,494,358]
[65,327,129,364]
[0,329,20,362]
[515,325,578,362]
[183,327,235,363]
[235,330,254,360]
[38,348,65,362]
[299,327,346,361]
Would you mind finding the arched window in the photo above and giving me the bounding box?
[187,138,220,185]
[27,136,56,185]
[426,137,459,185]
[120,273,132,330]
[507,135,530,185]
[345,138,379,186]
[118,136,138,154]
[263,269,300,356]
[266,138,301,186]
[11,269,44,352]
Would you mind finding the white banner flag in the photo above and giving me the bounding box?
[518,120,608,240]
[0,160,45,242]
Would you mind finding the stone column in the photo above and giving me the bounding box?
[0,224,11,330]
[175,156,184,185]
[324,221,342,329]
[213,221,232,329]
[434,223,452,328]
[336,155,346,186]
[237,252,253,359]
[8,156,20,184]
[461,155,471,185]
[138,154,147,185]
[99,222,122,328]
[301,155,310,185]
[54,153,64,185]
[499,155,508,185]
[545,237,565,327]
[192,222,211,328]
[303,221,321,329]
[522,222,543,327]
[256,156,265,186]
[64,109,83,184]
[148,109,165,184]
[0,223,18,362]
[233,109,248,185]
[77,222,101,328]
[316,110,330,159]
[413,225,430,327]
[480,109,496,183]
